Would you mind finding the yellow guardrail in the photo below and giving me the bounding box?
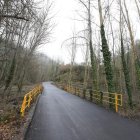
[20,84,43,117]
[63,84,122,113]
[91,91,122,112]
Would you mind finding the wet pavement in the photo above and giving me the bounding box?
[25,82,140,140]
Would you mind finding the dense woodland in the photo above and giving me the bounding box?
[0,0,140,108]
[1,0,140,139]
[55,0,140,108]
[0,0,59,98]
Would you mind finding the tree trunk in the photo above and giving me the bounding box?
[88,0,98,91]
[120,35,133,107]
[98,0,115,108]
[124,0,138,91]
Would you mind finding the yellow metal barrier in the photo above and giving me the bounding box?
[92,91,122,112]
[20,84,43,117]
[63,84,122,113]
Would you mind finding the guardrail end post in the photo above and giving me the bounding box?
[115,94,118,112]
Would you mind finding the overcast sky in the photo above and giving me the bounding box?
[38,0,140,64]
[38,0,79,64]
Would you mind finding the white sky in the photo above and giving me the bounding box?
[39,0,80,64]
[38,0,140,64]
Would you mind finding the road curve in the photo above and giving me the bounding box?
[25,82,140,140]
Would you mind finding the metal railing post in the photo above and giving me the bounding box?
[115,94,118,112]
[21,95,27,117]
[28,94,32,107]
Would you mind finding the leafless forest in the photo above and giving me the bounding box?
[57,0,140,109]
[0,0,140,139]
[0,0,58,97]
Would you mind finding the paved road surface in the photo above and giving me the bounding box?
[25,82,140,140]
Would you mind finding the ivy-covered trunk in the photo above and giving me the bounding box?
[89,39,98,91]
[4,55,16,91]
[135,59,140,89]
[100,25,114,93]
[100,25,115,108]
[120,35,133,107]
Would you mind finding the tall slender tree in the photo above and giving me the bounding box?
[98,0,115,93]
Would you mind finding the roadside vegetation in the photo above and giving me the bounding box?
[0,0,58,139]
[55,0,140,119]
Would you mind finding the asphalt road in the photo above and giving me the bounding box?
[25,82,140,140]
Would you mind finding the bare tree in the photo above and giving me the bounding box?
[119,0,133,107]
[0,0,54,98]
[78,0,98,90]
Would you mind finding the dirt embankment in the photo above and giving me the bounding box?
[0,85,35,140]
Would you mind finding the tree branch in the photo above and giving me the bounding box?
[0,15,29,21]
